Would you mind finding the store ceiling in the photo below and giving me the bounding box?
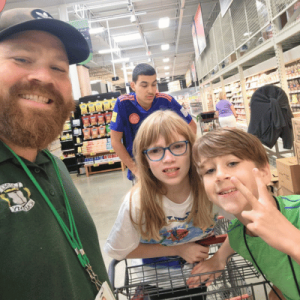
[5,0,220,89]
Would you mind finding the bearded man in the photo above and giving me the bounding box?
[0,8,110,300]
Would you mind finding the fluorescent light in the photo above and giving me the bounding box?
[130,15,136,22]
[158,17,170,29]
[127,72,133,74]
[114,33,141,43]
[89,27,105,34]
[89,12,146,23]
[90,80,101,84]
[164,66,169,70]
[161,44,169,51]
[163,58,169,62]
[165,76,170,79]
[165,72,170,75]
[112,58,130,63]
[98,48,119,54]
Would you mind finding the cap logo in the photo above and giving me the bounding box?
[31,9,53,20]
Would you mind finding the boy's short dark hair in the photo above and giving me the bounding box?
[132,63,156,82]
[193,128,269,170]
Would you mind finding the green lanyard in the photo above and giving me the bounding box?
[4,143,102,291]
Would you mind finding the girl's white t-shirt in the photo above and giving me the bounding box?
[104,188,214,261]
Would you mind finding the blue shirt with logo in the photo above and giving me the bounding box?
[110,92,192,180]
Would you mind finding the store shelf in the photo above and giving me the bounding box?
[62,148,75,152]
[82,150,115,156]
[60,140,73,143]
[289,90,300,94]
[82,110,112,117]
[82,135,110,141]
[287,75,300,80]
[62,156,76,160]
[84,159,122,167]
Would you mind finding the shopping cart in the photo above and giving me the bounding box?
[108,218,271,300]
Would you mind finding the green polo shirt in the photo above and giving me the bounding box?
[228,195,300,300]
[0,141,109,299]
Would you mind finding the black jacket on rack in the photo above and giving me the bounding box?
[248,85,293,149]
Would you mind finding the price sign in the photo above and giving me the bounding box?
[108,161,114,165]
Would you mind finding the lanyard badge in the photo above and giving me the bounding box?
[4,144,102,291]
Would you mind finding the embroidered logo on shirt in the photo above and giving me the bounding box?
[112,111,117,123]
[129,113,140,124]
[0,182,35,212]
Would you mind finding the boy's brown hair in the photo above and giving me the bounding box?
[193,128,269,170]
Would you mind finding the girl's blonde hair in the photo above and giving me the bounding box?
[131,110,213,241]
[218,91,227,100]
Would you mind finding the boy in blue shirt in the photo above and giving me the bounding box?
[110,63,197,180]
[189,128,300,300]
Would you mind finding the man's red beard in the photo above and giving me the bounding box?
[0,81,75,150]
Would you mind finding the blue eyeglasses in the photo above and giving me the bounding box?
[143,140,189,162]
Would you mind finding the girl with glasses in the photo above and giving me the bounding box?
[104,110,215,297]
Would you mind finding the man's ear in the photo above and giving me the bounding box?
[259,164,272,185]
[130,81,136,91]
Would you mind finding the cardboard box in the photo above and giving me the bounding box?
[276,156,300,193]
[278,186,298,196]
[294,142,300,164]
[292,118,300,143]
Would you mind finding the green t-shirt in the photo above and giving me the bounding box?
[0,142,109,299]
[228,195,300,300]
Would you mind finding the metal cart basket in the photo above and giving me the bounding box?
[108,218,271,300]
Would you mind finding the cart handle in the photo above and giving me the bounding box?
[195,234,227,246]
[108,259,122,290]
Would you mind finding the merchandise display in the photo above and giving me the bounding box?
[77,93,123,176]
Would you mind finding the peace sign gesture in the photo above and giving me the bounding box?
[230,168,300,265]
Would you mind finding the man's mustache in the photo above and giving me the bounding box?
[9,81,64,105]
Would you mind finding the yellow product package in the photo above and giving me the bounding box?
[95,100,103,112]
[103,99,110,111]
[88,102,96,113]
[79,103,88,115]
[110,98,117,110]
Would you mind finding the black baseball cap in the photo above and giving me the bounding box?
[0,8,90,65]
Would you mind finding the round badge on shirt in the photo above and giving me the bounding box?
[129,113,140,124]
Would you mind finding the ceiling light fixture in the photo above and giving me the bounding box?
[98,48,119,54]
[130,15,136,23]
[89,11,146,23]
[161,44,169,51]
[89,27,105,34]
[114,33,141,43]
[165,72,170,75]
[112,58,130,63]
[158,17,170,29]
[163,58,169,62]
[164,66,169,70]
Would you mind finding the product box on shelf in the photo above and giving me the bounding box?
[294,141,300,164]
[292,118,300,142]
[276,156,300,193]
[278,186,296,196]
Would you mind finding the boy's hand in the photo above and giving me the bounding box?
[186,254,225,288]
[230,169,299,257]
[175,242,209,264]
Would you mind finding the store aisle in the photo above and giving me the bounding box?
[71,170,131,298]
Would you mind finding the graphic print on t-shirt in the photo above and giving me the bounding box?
[0,182,35,212]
